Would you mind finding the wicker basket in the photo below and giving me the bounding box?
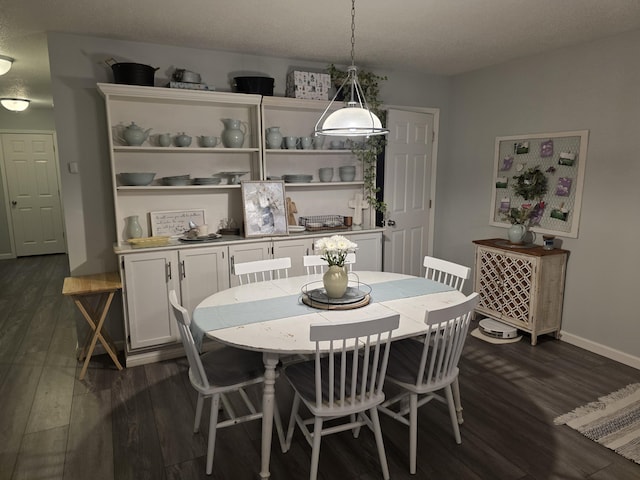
[299,215,347,232]
[128,236,170,247]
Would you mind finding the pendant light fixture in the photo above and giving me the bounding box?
[0,55,13,76]
[1,98,30,112]
[314,0,388,137]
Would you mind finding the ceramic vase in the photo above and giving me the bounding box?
[265,126,283,149]
[323,265,348,299]
[221,118,248,148]
[508,224,526,244]
[125,215,143,239]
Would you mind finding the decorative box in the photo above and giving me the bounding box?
[286,71,331,100]
[167,81,212,91]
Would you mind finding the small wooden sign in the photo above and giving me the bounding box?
[149,209,205,237]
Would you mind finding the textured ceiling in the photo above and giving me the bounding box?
[2,0,640,108]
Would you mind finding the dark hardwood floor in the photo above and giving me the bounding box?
[1,253,639,480]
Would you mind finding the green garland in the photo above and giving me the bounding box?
[512,166,548,200]
[327,64,388,216]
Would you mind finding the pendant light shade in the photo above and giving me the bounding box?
[314,0,388,138]
[318,101,384,137]
[0,55,13,76]
[1,98,30,112]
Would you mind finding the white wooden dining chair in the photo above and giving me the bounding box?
[282,313,400,480]
[303,253,356,274]
[423,255,471,292]
[378,293,479,474]
[168,290,284,475]
[233,257,292,285]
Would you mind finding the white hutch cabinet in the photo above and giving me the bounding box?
[99,84,383,365]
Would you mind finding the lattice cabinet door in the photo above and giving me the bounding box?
[473,239,569,345]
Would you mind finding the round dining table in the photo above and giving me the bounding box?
[193,271,465,479]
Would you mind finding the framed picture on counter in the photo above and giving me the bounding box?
[149,209,205,237]
[241,180,288,237]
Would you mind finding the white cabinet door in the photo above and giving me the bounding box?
[273,237,315,276]
[346,232,382,272]
[179,246,230,314]
[228,241,272,286]
[122,250,180,349]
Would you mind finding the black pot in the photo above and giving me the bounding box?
[233,76,274,96]
[111,63,159,86]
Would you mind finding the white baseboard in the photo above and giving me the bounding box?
[560,331,640,371]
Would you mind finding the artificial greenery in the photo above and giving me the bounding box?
[502,201,546,226]
[503,205,532,225]
[327,64,388,216]
[327,64,387,110]
[512,166,548,201]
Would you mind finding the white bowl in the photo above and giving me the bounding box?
[119,172,156,186]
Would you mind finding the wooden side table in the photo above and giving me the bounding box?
[472,238,569,345]
[62,272,124,380]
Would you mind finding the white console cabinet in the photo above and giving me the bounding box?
[473,238,569,345]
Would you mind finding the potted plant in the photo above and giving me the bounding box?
[502,201,545,244]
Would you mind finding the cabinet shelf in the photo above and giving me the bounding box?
[117,184,242,191]
[264,149,352,154]
[282,181,363,188]
[113,146,259,154]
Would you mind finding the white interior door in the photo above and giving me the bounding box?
[383,109,436,275]
[2,133,65,256]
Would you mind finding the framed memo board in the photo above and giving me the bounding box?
[489,130,589,238]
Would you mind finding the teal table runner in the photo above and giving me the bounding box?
[191,277,453,350]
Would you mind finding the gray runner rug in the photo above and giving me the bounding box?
[554,383,640,465]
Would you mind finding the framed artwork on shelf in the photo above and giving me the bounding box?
[489,130,589,238]
[241,180,288,237]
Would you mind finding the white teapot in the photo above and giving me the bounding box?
[119,122,151,146]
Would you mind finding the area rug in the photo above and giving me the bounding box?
[554,383,640,464]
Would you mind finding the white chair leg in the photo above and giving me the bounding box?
[409,393,418,475]
[452,377,464,424]
[194,393,204,432]
[444,384,462,444]
[370,407,390,480]
[309,416,323,480]
[284,394,300,452]
[351,414,362,438]
[273,402,287,453]
[206,394,221,475]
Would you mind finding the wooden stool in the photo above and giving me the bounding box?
[62,272,123,380]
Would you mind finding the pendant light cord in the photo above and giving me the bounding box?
[350,0,356,67]
[313,0,388,136]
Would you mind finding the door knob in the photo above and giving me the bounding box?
[11,200,17,206]
[387,219,396,226]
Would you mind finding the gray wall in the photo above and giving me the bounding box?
[443,29,640,362]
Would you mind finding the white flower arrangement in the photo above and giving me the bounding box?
[315,235,357,267]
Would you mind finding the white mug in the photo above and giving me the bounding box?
[300,136,314,149]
